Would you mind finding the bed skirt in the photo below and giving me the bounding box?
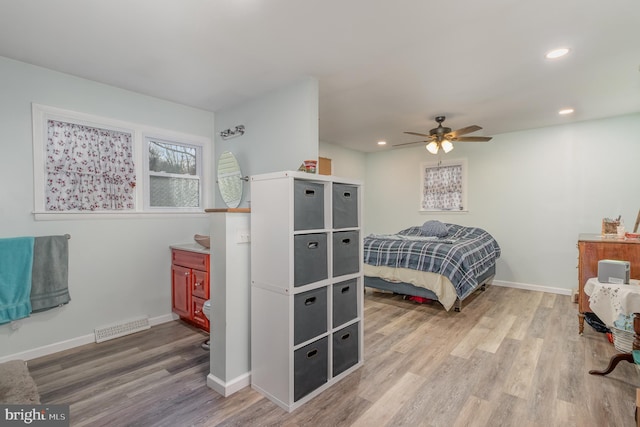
[364,265,496,312]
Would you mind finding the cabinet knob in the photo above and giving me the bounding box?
[184,272,189,276]
[195,310,201,315]
[195,282,201,287]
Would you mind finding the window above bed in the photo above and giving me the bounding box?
[419,158,467,212]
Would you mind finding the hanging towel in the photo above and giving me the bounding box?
[30,235,70,313]
[0,237,34,324]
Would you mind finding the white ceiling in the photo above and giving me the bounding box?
[1,0,639,152]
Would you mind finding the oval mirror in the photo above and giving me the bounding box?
[217,151,243,208]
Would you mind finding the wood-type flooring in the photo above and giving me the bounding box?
[28,286,639,426]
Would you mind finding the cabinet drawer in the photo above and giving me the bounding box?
[333,322,359,377]
[192,269,209,299]
[333,279,358,327]
[332,184,358,229]
[294,336,328,402]
[294,180,325,231]
[332,231,359,277]
[192,296,210,331]
[294,233,328,286]
[173,249,209,271]
[294,287,327,345]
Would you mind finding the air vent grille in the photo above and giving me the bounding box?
[94,316,150,343]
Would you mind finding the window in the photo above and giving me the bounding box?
[45,119,136,212]
[32,104,210,218]
[145,137,202,209]
[419,159,468,212]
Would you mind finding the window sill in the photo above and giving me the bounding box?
[419,209,469,213]
[33,211,209,221]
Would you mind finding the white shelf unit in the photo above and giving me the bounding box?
[250,171,363,412]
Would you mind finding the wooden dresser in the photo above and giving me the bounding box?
[577,234,640,333]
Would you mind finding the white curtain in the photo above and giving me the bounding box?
[46,120,136,211]
[422,164,463,210]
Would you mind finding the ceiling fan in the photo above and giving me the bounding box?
[395,116,492,154]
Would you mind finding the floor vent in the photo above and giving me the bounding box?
[94,316,150,343]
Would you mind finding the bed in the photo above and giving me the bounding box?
[363,222,501,311]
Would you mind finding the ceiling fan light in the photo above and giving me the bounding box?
[426,141,439,154]
[441,140,454,153]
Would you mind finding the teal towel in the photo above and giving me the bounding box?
[0,237,34,324]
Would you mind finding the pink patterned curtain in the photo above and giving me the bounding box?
[422,164,463,210]
[46,120,136,211]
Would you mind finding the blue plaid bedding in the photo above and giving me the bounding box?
[363,224,501,300]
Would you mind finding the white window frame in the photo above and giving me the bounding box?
[143,135,203,211]
[32,103,211,220]
[419,158,468,212]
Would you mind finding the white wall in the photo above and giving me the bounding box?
[364,113,640,291]
[213,78,319,207]
[319,141,367,181]
[0,56,215,359]
[208,78,319,390]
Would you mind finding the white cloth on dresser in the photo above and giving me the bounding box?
[585,277,640,327]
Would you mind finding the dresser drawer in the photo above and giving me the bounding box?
[172,249,209,271]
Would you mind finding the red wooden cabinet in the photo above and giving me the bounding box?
[171,248,210,332]
[171,264,191,318]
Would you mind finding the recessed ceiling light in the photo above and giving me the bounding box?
[377,140,387,146]
[558,108,574,115]
[545,48,570,59]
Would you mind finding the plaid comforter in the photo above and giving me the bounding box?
[363,224,501,300]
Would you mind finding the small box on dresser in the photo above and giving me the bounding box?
[250,171,363,412]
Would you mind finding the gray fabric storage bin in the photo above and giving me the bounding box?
[332,279,358,327]
[294,180,325,231]
[294,233,328,286]
[332,184,358,229]
[294,287,327,345]
[332,230,359,277]
[332,322,359,377]
[294,336,328,401]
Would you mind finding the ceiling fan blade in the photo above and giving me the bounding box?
[446,125,482,138]
[403,131,430,137]
[451,136,493,142]
[393,140,430,147]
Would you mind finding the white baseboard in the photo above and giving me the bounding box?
[492,280,572,296]
[149,313,177,326]
[0,333,97,365]
[0,313,177,364]
[207,372,251,397]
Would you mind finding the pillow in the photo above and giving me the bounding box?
[421,220,449,238]
[397,226,423,236]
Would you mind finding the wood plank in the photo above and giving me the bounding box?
[450,315,496,358]
[453,395,493,427]
[477,314,516,353]
[503,337,544,398]
[24,287,640,427]
[351,372,425,427]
